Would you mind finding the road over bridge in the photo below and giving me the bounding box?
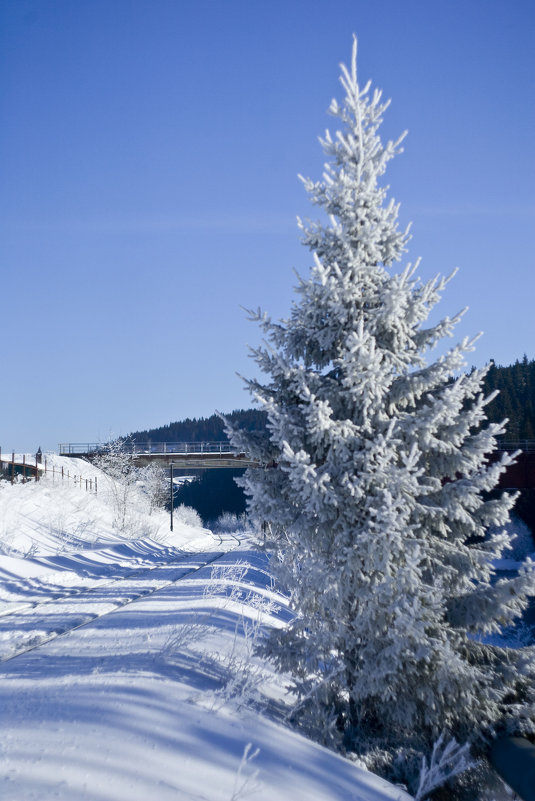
[59,442,259,469]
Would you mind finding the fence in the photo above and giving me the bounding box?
[41,462,98,494]
[0,448,97,493]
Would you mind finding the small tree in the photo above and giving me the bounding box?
[139,462,169,515]
[229,38,535,786]
[94,438,139,532]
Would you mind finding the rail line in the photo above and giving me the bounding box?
[0,529,238,620]
[0,546,206,620]
[0,531,242,665]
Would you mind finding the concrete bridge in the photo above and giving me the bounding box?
[58,442,259,469]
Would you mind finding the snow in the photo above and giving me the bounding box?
[0,457,411,801]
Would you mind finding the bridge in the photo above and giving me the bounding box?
[58,442,259,469]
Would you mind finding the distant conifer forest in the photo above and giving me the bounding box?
[483,355,535,440]
[129,408,267,445]
[126,358,535,527]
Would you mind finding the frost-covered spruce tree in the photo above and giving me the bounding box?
[229,38,535,769]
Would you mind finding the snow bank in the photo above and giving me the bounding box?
[0,456,411,801]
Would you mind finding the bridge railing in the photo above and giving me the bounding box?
[59,441,238,456]
[60,439,535,457]
[496,440,535,454]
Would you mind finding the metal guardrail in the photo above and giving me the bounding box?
[496,440,535,453]
[59,441,237,456]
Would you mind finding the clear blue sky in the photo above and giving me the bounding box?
[1,0,534,452]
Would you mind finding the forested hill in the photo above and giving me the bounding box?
[483,356,535,440]
[128,409,267,444]
[128,359,535,446]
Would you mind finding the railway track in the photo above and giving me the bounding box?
[0,529,235,620]
[0,545,191,619]
[0,530,242,665]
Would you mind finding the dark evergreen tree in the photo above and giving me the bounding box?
[483,356,535,440]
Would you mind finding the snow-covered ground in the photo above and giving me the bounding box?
[0,456,411,801]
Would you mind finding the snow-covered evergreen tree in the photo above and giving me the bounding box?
[229,38,535,781]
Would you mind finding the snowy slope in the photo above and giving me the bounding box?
[0,457,411,801]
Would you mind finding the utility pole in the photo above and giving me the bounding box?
[170,463,174,531]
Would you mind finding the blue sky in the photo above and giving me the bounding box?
[1,0,534,452]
